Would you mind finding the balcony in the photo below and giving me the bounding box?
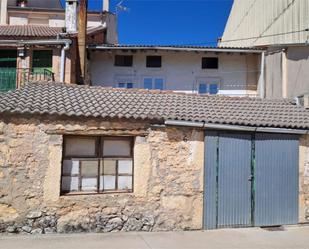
[0,68,55,92]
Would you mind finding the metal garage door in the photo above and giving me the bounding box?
[254,133,299,226]
[204,132,299,230]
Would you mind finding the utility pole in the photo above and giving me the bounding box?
[77,0,88,85]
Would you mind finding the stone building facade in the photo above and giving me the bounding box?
[0,82,309,234]
[0,115,204,234]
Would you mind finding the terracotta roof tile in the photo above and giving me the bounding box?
[0,82,308,130]
[0,25,63,38]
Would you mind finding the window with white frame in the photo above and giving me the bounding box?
[143,77,164,90]
[198,78,220,94]
[61,136,133,194]
[115,75,136,89]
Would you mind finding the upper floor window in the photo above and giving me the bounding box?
[143,77,164,90]
[61,136,133,195]
[114,55,133,67]
[202,57,219,69]
[198,78,219,94]
[118,82,134,89]
[146,56,161,68]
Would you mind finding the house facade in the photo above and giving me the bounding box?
[89,45,263,97]
[220,0,309,99]
[0,0,117,91]
[0,82,308,234]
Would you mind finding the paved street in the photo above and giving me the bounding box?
[0,225,309,249]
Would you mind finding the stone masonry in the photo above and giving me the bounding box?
[0,115,204,234]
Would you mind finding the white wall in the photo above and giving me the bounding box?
[89,50,259,96]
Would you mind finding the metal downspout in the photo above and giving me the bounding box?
[60,41,71,83]
[259,52,266,98]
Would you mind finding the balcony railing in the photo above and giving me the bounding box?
[0,68,55,92]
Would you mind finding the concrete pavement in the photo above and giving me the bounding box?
[0,225,309,249]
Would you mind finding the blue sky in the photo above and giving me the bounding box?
[63,0,233,45]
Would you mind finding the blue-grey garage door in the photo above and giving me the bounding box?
[204,132,299,229]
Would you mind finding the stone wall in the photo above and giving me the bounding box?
[300,135,309,222]
[0,116,204,234]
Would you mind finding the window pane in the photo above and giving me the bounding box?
[202,57,218,69]
[81,160,98,177]
[118,160,133,174]
[81,177,97,191]
[65,137,96,157]
[198,84,207,94]
[154,78,164,90]
[62,176,78,191]
[103,139,131,156]
[118,176,132,190]
[63,160,79,175]
[127,83,133,89]
[118,83,125,88]
[146,56,162,68]
[102,160,116,175]
[102,175,116,190]
[209,84,219,94]
[143,78,153,89]
[114,55,133,67]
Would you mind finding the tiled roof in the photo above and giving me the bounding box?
[0,82,308,130]
[0,25,63,38]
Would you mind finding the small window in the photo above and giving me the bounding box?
[202,57,218,69]
[198,80,219,95]
[114,55,133,67]
[146,56,161,68]
[62,136,133,194]
[143,77,164,90]
[118,82,134,89]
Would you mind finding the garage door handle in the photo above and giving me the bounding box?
[248,175,254,181]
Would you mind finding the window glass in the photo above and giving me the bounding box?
[146,56,162,68]
[154,78,164,90]
[65,137,96,157]
[118,176,133,190]
[62,136,133,194]
[198,84,208,94]
[143,78,153,89]
[62,160,79,175]
[118,160,133,174]
[81,160,98,177]
[102,176,116,190]
[202,57,219,69]
[81,178,97,191]
[102,160,117,175]
[103,139,131,157]
[114,55,133,67]
[118,83,125,88]
[209,84,219,94]
[62,176,79,191]
[127,83,133,89]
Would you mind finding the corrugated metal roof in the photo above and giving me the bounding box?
[0,82,308,130]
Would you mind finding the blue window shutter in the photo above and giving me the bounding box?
[144,78,153,89]
[199,84,207,94]
[127,83,133,89]
[154,78,164,90]
[209,84,218,94]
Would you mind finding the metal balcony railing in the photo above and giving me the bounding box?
[0,68,55,92]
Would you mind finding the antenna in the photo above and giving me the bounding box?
[116,0,129,15]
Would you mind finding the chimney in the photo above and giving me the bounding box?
[65,0,78,33]
[103,0,109,12]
